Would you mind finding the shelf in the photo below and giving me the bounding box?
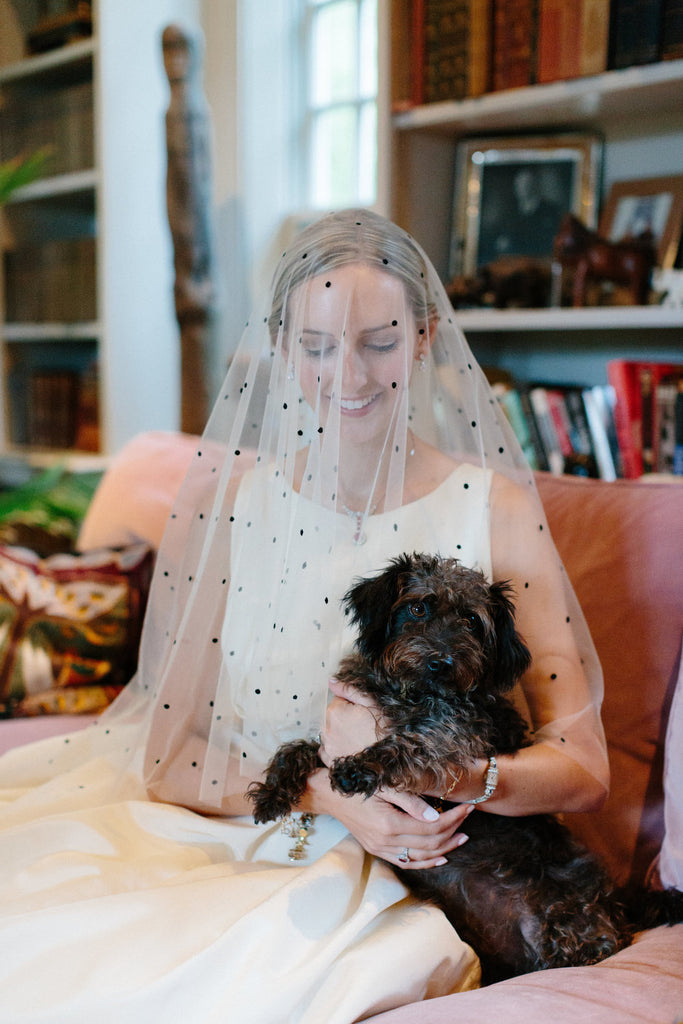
[4,322,100,341]
[455,306,683,333]
[0,38,94,85]
[5,169,98,204]
[393,59,683,135]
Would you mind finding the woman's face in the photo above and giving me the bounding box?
[289,263,427,445]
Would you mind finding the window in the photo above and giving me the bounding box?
[302,0,378,209]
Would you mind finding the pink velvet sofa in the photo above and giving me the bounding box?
[2,432,682,1022]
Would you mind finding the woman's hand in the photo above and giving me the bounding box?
[315,678,475,868]
[319,677,386,765]
[303,767,473,870]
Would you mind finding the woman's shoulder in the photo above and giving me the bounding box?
[490,470,543,518]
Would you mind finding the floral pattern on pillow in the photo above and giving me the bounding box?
[0,543,153,717]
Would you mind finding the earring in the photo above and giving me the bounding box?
[418,352,427,371]
[287,364,295,381]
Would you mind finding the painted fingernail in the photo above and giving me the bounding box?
[435,857,448,866]
[454,833,469,847]
[464,803,475,815]
[423,806,440,821]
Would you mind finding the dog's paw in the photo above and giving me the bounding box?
[247,783,292,825]
[329,757,380,797]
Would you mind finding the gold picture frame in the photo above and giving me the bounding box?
[599,175,683,269]
[450,134,603,277]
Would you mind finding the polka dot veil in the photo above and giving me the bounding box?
[118,209,606,810]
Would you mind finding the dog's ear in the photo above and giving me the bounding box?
[486,581,532,692]
[342,555,410,663]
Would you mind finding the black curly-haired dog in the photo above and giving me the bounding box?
[248,553,682,982]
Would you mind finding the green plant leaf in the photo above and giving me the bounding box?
[0,147,54,205]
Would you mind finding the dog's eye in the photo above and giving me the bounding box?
[409,601,428,619]
[463,614,479,630]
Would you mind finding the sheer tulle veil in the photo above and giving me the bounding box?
[70,208,606,809]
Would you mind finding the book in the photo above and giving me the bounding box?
[655,372,683,473]
[582,386,620,481]
[545,388,575,460]
[493,383,541,469]
[5,238,96,324]
[490,379,624,478]
[418,0,493,103]
[470,0,495,97]
[607,360,683,478]
[518,387,551,471]
[492,0,539,91]
[609,0,666,68]
[661,0,683,59]
[562,387,601,477]
[607,359,644,478]
[537,0,582,84]
[529,387,565,475]
[674,378,683,475]
[580,0,611,75]
[27,371,80,450]
[74,360,100,453]
[0,79,94,178]
[391,0,419,109]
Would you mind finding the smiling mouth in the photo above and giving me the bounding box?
[339,394,380,412]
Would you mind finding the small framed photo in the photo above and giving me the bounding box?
[599,175,683,269]
[450,134,603,276]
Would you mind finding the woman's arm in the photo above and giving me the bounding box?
[484,472,609,811]
[322,679,605,816]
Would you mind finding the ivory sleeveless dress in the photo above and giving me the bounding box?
[0,466,489,1024]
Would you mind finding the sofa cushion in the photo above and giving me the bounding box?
[77,431,257,552]
[364,924,683,1024]
[654,638,683,889]
[536,473,683,884]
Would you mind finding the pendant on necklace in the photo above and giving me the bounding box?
[342,503,374,546]
[350,509,366,545]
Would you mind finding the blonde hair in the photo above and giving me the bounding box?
[268,208,437,339]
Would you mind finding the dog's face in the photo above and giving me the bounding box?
[342,553,530,697]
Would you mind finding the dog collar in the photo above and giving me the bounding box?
[468,755,499,804]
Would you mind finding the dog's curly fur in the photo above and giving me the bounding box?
[248,553,682,982]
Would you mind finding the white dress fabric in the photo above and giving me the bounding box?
[0,468,487,1024]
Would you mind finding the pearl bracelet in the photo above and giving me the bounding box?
[467,755,499,805]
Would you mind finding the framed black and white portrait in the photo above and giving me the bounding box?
[450,134,603,276]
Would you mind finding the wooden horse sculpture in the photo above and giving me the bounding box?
[553,213,656,307]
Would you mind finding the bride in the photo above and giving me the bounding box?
[0,209,608,1023]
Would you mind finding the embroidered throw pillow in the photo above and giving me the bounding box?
[0,543,153,717]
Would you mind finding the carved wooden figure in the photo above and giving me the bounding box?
[162,23,217,434]
[552,213,656,307]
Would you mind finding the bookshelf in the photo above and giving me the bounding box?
[385,35,683,388]
[0,0,198,459]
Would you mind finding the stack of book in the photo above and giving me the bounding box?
[4,238,97,323]
[607,359,683,477]
[6,357,100,453]
[398,0,682,107]
[492,360,683,479]
[0,80,94,179]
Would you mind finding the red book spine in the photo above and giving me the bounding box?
[537,0,582,83]
[607,360,643,478]
[493,0,539,90]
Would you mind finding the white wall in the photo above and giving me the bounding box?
[201,0,297,335]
